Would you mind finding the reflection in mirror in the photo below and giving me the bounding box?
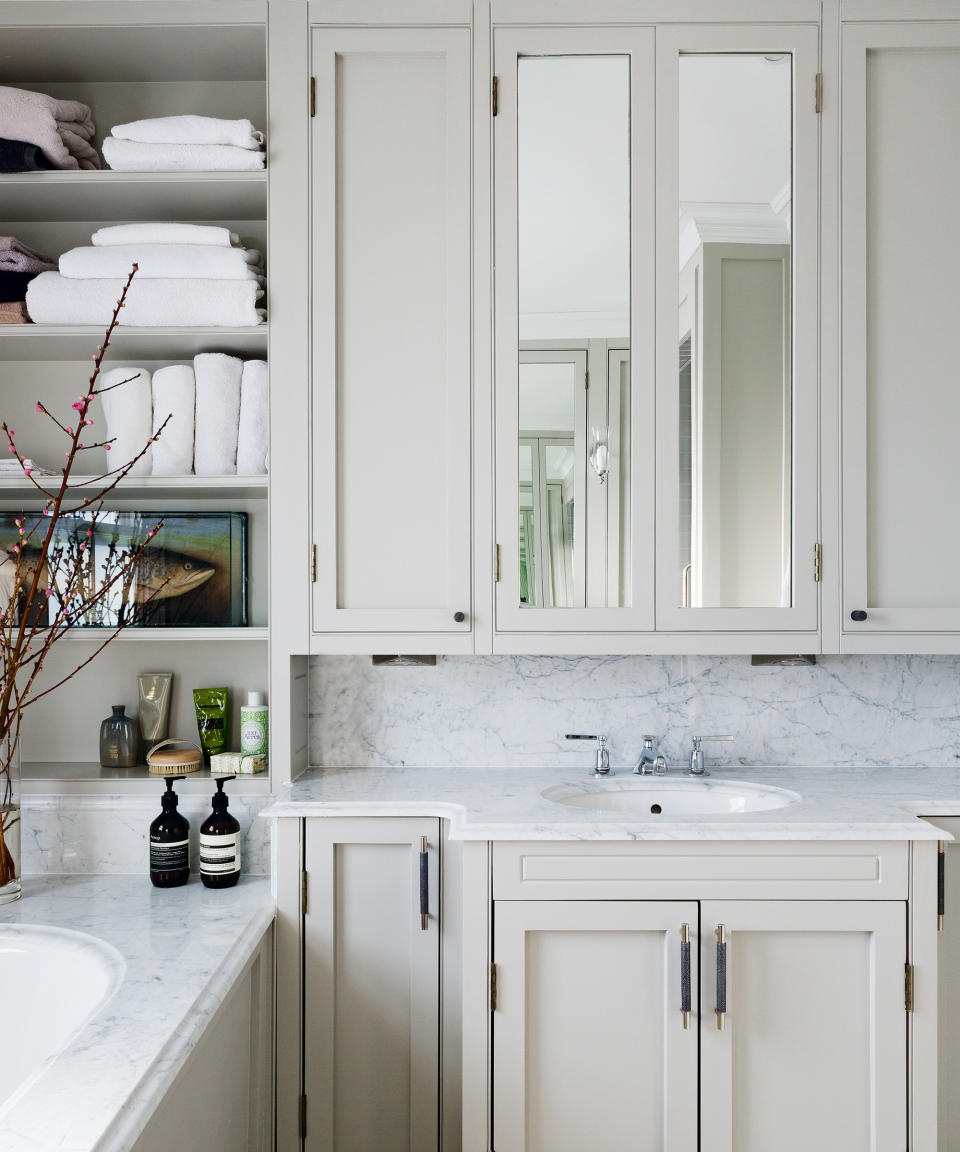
[678,54,792,609]
[517,55,630,608]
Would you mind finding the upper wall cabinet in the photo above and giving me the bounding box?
[492,23,821,643]
[841,21,960,652]
[310,26,472,648]
[655,25,820,635]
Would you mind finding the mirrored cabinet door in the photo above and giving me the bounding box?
[493,27,655,633]
[654,25,820,634]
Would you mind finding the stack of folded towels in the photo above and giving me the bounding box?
[102,115,265,171]
[0,85,99,171]
[0,236,57,323]
[25,223,266,327]
[99,354,268,478]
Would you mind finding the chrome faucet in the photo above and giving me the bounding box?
[633,735,656,775]
[688,735,733,777]
[565,733,613,777]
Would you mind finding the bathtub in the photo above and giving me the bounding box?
[0,924,124,1119]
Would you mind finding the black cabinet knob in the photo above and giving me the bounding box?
[850,610,868,622]
[453,611,466,623]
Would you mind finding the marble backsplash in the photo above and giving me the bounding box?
[309,654,960,772]
[22,794,271,876]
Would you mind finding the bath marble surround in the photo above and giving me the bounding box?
[308,653,960,772]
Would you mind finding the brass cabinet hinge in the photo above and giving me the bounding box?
[814,72,823,113]
[301,869,308,916]
[494,543,501,584]
[311,544,317,583]
[299,1093,307,1138]
[310,76,316,118]
[813,542,822,583]
[905,962,914,1013]
[492,75,499,117]
[584,370,589,391]
[490,963,498,1011]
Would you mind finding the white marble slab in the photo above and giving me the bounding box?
[0,875,273,1152]
[264,762,960,840]
[309,653,960,771]
[21,793,270,876]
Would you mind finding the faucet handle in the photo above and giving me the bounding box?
[691,735,733,746]
[689,735,733,777]
[565,733,613,777]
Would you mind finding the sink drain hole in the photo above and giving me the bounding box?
[650,803,662,815]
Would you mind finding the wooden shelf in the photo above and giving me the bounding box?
[0,170,267,223]
[0,474,268,501]
[0,325,268,361]
[57,627,269,642]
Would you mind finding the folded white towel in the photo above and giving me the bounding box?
[236,360,268,475]
[151,365,195,476]
[92,223,240,248]
[194,354,242,475]
[0,85,98,170]
[102,137,265,172]
[60,244,264,282]
[26,272,265,327]
[99,367,153,477]
[111,115,265,151]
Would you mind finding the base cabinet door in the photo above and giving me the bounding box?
[303,817,440,1152]
[492,900,698,1152]
[700,901,907,1152]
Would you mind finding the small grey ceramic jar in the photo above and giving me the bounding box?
[99,704,141,768]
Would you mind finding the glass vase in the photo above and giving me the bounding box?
[0,732,20,904]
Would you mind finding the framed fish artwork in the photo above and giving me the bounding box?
[0,511,247,628]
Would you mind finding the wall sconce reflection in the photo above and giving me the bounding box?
[589,426,609,484]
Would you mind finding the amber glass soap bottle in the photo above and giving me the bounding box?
[150,776,190,888]
[200,775,241,888]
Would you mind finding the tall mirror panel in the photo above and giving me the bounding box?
[517,55,630,609]
[677,54,793,610]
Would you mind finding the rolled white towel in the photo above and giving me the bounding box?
[111,115,264,151]
[60,244,264,281]
[194,354,242,475]
[99,367,153,477]
[236,360,268,475]
[92,223,240,248]
[102,137,265,172]
[26,272,265,327]
[151,365,195,476]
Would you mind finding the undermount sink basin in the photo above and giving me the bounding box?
[541,778,801,816]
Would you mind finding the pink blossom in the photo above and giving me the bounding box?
[104,444,111,451]
[23,468,31,476]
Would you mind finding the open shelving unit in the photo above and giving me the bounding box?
[0,1,272,791]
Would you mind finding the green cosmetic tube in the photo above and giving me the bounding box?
[193,687,229,766]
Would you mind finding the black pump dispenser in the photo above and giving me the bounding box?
[200,775,241,888]
[150,776,190,888]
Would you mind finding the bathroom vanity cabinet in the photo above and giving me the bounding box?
[487,840,910,1152]
[281,818,943,1152]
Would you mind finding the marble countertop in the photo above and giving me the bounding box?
[262,763,960,840]
[0,874,274,1152]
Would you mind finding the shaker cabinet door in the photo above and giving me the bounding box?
[841,23,960,646]
[492,900,698,1152]
[699,900,907,1152]
[310,27,472,640]
[303,817,440,1152]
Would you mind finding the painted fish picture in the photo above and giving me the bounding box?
[0,511,247,628]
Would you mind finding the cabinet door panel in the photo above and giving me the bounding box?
[492,900,698,1152]
[303,818,440,1152]
[842,23,960,642]
[701,901,907,1152]
[311,27,471,634]
[655,24,820,634]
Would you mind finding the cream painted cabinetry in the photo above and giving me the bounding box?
[302,817,441,1152]
[841,21,960,651]
[485,842,910,1152]
[310,22,472,650]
